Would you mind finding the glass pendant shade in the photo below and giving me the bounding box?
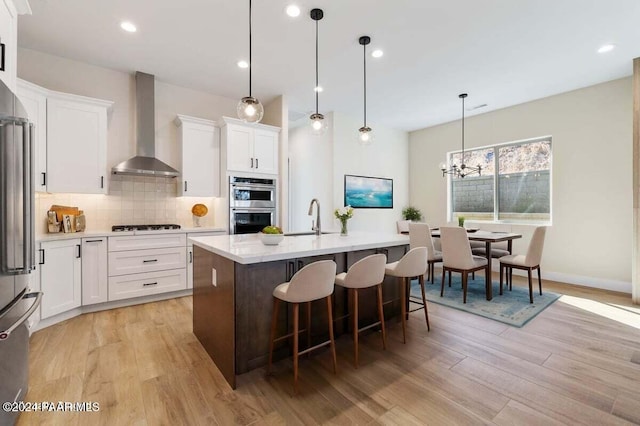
[309,113,327,135]
[358,126,374,146]
[237,96,264,123]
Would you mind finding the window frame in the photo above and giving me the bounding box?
[446,135,552,225]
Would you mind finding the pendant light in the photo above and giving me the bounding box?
[237,0,264,123]
[440,93,482,178]
[309,8,327,135]
[358,36,373,145]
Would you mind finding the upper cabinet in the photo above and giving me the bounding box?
[17,79,48,192]
[46,91,113,194]
[221,117,280,176]
[175,114,220,197]
[0,0,17,92]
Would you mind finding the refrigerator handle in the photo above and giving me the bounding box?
[0,121,7,273]
[21,122,33,273]
[29,124,35,271]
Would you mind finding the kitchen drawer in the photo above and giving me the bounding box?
[108,247,187,276]
[109,234,187,252]
[108,269,187,301]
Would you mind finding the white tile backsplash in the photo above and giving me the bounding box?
[35,175,221,235]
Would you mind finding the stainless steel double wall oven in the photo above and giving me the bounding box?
[229,176,276,234]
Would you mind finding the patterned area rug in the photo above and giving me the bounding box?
[410,275,560,327]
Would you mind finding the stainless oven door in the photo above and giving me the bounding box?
[230,184,276,209]
[230,209,275,234]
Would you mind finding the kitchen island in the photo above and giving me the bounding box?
[190,232,409,388]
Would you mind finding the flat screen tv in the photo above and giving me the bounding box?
[344,174,393,209]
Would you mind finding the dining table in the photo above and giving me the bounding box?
[431,228,522,300]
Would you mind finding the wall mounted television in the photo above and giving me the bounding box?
[344,174,393,209]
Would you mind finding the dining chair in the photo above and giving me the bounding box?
[498,226,547,303]
[440,227,489,304]
[384,247,429,343]
[396,220,411,234]
[409,222,442,283]
[268,260,338,394]
[334,254,387,368]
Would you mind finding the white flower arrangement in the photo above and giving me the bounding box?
[334,205,354,221]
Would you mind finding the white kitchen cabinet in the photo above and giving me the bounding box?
[221,117,280,175]
[17,79,48,192]
[187,231,226,289]
[81,237,108,305]
[0,0,17,92]
[175,115,220,197]
[39,239,82,319]
[47,92,113,194]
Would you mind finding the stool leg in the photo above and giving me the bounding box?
[306,301,311,356]
[326,295,337,374]
[267,297,279,375]
[376,283,387,350]
[293,303,300,394]
[353,288,359,368]
[400,277,407,344]
[419,274,430,331]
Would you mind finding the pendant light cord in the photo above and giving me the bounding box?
[315,18,319,114]
[461,95,465,164]
[363,42,367,127]
[249,0,252,97]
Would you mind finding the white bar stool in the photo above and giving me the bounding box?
[267,260,337,394]
[384,247,430,343]
[334,254,387,368]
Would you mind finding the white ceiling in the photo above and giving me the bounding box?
[17,0,640,131]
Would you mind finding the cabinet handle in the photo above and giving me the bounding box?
[76,244,81,259]
[101,176,104,189]
[297,260,304,271]
[41,172,46,186]
[184,181,188,192]
[143,259,158,263]
[189,251,193,264]
[0,43,5,72]
[251,158,254,168]
[287,261,295,281]
[256,158,259,169]
[85,239,103,243]
[38,249,45,265]
[143,282,158,287]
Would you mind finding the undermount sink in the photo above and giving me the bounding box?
[283,231,335,236]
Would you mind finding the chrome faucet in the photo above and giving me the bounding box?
[308,198,321,236]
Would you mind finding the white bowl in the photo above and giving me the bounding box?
[260,233,284,245]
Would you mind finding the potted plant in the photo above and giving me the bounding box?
[402,206,422,222]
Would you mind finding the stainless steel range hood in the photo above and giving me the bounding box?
[111,72,179,178]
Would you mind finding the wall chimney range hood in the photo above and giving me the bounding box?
[111,72,180,178]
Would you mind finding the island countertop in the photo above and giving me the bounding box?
[189,231,410,265]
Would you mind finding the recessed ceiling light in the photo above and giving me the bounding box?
[237,60,249,69]
[371,49,384,58]
[314,86,323,93]
[597,44,616,53]
[120,21,137,33]
[285,4,301,17]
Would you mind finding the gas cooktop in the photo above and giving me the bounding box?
[112,224,181,232]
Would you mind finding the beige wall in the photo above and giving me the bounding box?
[19,48,238,231]
[409,77,632,293]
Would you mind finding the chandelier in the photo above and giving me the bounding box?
[440,93,481,178]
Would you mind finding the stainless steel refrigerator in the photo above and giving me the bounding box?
[0,78,42,426]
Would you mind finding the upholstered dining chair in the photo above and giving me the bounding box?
[396,220,411,234]
[409,222,442,283]
[440,227,489,304]
[384,247,429,343]
[498,226,547,303]
[334,254,387,368]
[268,260,338,394]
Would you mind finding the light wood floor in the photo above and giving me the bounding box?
[17,276,640,425]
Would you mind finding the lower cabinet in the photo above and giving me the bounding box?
[109,269,186,301]
[81,237,108,305]
[40,239,82,319]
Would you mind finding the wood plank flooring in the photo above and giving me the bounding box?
[17,276,640,425]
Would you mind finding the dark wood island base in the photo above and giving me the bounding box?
[193,244,408,389]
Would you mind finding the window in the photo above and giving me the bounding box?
[449,137,551,223]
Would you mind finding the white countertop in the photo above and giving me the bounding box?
[36,227,227,242]
[190,232,410,265]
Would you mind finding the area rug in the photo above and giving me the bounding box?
[410,276,560,327]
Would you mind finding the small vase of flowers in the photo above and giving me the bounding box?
[334,205,354,236]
